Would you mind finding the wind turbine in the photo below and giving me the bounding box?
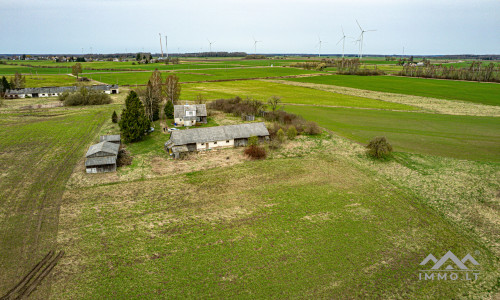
[207,39,215,52]
[159,33,164,57]
[253,37,262,55]
[356,20,376,59]
[336,26,349,58]
[316,36,324,58]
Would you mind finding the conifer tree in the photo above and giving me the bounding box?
[164,100,174,119]
[119,91,150,142]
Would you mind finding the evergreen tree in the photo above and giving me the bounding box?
[164,100,174,119]
[112,111,118,123]
[136,53,141,61]
[0,76,10,97]
[119,91,150,143]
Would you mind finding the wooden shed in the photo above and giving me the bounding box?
[85,141,120,173]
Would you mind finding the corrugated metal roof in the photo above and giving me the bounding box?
[166,122,269,146]
[100,135,121,142]
[85,156,117,167]
[5,85,119,95]
[174,104,207,118]
[85,141,120,157]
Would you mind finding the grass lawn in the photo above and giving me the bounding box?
[285,75,500,106]
[0,104,115,298]
[182,80,418,111]
[285,105,500,162]
[24,75,78,87]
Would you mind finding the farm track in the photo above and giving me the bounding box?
[0,250,64,300]
[0,108,111,298]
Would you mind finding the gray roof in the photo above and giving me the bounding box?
[100,135,121,143]
[6,85,119,95]
[85,141,120,157]
[174,104,207,118]
[166,122,269,146]
[85,156,117,167]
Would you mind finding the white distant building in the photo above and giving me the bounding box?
[4,85,119,99]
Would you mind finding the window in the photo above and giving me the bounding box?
[214,142,217,145]
[201,143,204,145]
[226,140,230,143]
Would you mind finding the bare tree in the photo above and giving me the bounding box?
[194,94,206,104]
[142,70,163,122]
[165,74,181,105]
[10,72,26,89]
[268,95,281,112]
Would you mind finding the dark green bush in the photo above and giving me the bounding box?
[366,136,393,159]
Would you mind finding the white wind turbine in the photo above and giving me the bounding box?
[317,36,324,58]
[336,26,350,58]
[207,39,215,52]
[253,37,262,55]
[356,20,376,59]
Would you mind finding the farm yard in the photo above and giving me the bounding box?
[0,56,499,299]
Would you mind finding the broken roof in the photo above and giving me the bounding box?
[85,141,120,157]
[166,122,269,146]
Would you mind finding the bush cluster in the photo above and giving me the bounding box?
[263,110,321,136]
[59,87,112,106]
[208,97,265,119]
[244,145,267,160]
[366,136,393,159]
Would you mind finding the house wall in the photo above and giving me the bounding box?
[174,118,197,127]
[196,139,234,151]
[86,164,116,173]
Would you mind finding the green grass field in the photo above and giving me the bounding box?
[285,105,500,162]
[24,75,78,87]
[91,67,324,85]
[0,104,115,298]
[285,75,500,106]
[182,80,418,110]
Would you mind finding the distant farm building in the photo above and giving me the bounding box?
[4,85,119,99]
[165,122,270,159]
[174,104,207,127]
[85,138,120,173]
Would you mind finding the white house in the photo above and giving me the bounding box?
[4,85,119,99]
[174,104,207,127]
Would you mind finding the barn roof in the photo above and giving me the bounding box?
[166,122,269,146]
[85,141,120,157]
[100,135,121,143]
[85,156,117,167]
[5,85,119,95]
[174,104,207,118]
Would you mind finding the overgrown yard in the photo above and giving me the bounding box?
[50,130,499,298]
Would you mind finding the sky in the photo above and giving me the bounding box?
[1,0,499,55]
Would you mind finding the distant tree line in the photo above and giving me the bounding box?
[399,61,500,82]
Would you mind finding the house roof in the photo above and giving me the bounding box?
[173,104,207,118]
[6,85,119,95]
[100,135,121,143]
[85,141,120,157]
[85,156,117,167]
[166,122,269,146]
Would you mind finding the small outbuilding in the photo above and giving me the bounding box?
[165,122,270,159]
[174,104,207,127]
[85,141,120,173]
[99,135,121,144]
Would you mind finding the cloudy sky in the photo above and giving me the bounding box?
[1,0,499,55]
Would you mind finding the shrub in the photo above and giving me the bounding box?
[304,121,321,135]
[366,136,393,159]
[276,128,286,143]
[244,145,267,160]
[286,126,297,140]
[112,111,118,123]
[63,87,112,106]
[248,136,258,146]
[164,100,174,119]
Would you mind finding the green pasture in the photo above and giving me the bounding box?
[285,75,500,106]
[285,105,500,162]
[182,80,417,111]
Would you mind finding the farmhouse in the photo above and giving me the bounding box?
[85,140,120,173]
[174,104,207,127]
[4,84,119,99]
[165,122,270,159]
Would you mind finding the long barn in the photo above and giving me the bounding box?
[4,85,119,99]
[165,122,270,159]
